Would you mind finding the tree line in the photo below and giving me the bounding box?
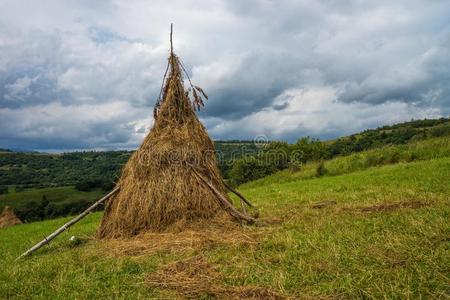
[225,118,450,185]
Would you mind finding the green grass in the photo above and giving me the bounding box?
[1,157,449,298]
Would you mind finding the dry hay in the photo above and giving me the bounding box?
[99,44,254,238]
[99,219,266,257]
[146,255,287,299]
[0,206,22,228]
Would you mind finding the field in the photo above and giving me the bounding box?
[1,149,449,298]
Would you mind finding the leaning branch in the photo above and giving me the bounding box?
[18,186,120,259]
[189,166,256,224]
[223,182,254,208]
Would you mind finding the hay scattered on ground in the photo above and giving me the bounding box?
[146,255,287,299]
[99,219,266,257]
[0,206,22,228]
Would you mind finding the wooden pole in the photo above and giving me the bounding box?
[189,166,256,224]
[18,186,120,259]
[170,23,173,54]
[223,182,254,208]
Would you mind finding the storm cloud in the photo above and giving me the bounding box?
[0,0,449,151]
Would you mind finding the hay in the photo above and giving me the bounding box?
[146,255,287,299]
[0,206,22,228]
[98,219,265,257]
[98,42,254,238]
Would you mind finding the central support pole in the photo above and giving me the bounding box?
[170,23,173,54]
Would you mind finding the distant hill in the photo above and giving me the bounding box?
[0,150,131,188]
[328,117,450,156]
[0,142,259,188]
[0,117,448,189]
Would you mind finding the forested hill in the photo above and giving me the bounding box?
[0,142,259,189]
[328,117,450,156]
[0,117,449,189]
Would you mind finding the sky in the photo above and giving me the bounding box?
[0,0,449,151]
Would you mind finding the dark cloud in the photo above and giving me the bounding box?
[0,0,449,150]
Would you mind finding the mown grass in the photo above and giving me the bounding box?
[0,157,449,298]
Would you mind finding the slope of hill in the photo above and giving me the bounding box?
[328,117,450,155]
[0,150,448,298]
[245,137,450,188]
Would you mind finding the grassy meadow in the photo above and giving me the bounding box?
[0,139,449,299]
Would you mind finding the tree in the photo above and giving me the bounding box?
[0,186,8,195]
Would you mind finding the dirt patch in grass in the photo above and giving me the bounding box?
[98,219,268,257]
[343,200,427,213]
[311,200,337,209]
[146,255,286,299]
[259,216,287,226]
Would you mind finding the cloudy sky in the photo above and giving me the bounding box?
[0,0,449,151]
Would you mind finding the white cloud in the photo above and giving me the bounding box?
[4,75,39,101]
[206,87,441,141]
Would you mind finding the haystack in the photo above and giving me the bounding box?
[98,30,255,238]
[0,206,22,228]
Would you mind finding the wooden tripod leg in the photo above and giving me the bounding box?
[18,186,120,259]
[189,167,256,224]
[223,182,254,208]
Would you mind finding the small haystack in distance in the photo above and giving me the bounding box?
[98,27,255,238]
[0,206,22,228]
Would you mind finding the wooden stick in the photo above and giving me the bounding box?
[170,23,173,54]
[223,182,254,208]
[224,182,247,213]
[18,186,120,259]
[189,166,256,224]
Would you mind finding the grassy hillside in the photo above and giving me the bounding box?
[328,117,450,155]
[247,136,450,187]
[1,155,448,298]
